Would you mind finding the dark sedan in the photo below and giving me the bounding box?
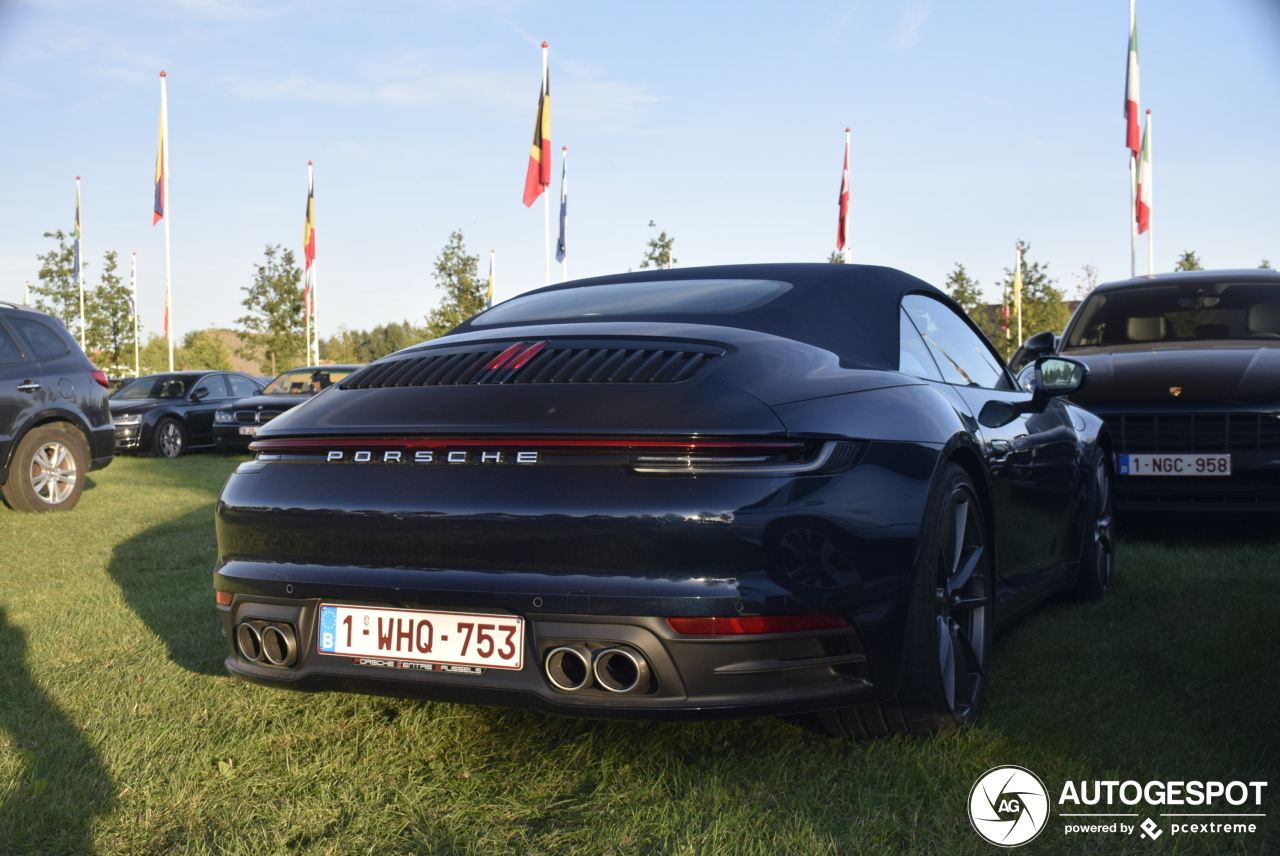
[212,365,363,452]
[214,264,1113,738]
[111,371,264,457]
[1019,268,1280,510]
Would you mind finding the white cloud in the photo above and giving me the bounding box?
[895,1,932,49]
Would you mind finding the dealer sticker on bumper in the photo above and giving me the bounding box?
[1118,454,1232,476]
[317,604,524,670]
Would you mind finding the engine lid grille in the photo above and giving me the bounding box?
[340,339,725,390]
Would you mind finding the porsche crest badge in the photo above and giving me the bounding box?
[1169,386,1183,397]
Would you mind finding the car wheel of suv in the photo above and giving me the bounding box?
[821,463,993,739]
[151,418,187,458]
[1,424,87,512]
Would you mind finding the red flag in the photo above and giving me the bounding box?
[1136,111,1152,234]
[522,43,551,207]
[1124,1,1140,156]
[303,162,316,270]
[836,129,850,251]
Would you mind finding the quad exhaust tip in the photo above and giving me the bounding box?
[543,645,651,694]
[236,621,298,668]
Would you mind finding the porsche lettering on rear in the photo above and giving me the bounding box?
[325,450,539,464]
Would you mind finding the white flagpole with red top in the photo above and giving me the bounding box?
[842,128,851,263]
[159,71,174,372]
[542,42,550,286]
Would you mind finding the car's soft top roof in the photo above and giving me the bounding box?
[452,263,949,370]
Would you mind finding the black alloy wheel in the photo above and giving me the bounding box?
[821,463,992,738]
[0,424,87,513]
[151,418,187,459]
[1073,451,1115,601]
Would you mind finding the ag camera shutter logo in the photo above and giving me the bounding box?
[969,765,1050,847]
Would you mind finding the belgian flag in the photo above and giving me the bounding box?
[522,42,551,207]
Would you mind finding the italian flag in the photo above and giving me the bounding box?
[1136,112,1152,234]
[1125,0,1140,156]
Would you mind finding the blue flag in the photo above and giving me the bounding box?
[555,147,567,263]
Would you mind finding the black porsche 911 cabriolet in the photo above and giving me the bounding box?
[214,264,1114,738]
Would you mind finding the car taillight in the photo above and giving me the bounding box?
[665,615,850,636]
[90,369,109,388]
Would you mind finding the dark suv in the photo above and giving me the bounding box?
[0,302,114,512]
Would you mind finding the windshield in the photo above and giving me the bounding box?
[1065,282,1280,348]
[112,375,196,400]
[263,368,356,395]
[472,279,792,326]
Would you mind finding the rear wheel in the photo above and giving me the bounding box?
[1,424,87,513]
[1073,451,1115,600]
[151,418,187,458]
[821,463,993,739]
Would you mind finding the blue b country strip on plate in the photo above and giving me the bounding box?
[319,605,339,652]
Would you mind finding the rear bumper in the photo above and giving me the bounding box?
[212,425,255,451]
[215,591,881,720]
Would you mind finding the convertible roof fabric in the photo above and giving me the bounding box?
[452,263,949,371]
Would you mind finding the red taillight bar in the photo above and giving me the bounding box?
[665,615,850,636]
[484,342,529,371]
[251,437,804,453]
[90,369,109,389]
[504,340,546,370]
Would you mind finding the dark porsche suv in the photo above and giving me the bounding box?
[0,302,114,512]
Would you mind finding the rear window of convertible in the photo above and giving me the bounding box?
[471,279,792,326]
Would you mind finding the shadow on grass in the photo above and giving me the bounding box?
[0,605,115,855]
[106,504,226,676]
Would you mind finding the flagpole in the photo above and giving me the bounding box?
[24,281,30,306]
[160,71,174,372]
[1015,245,1023,345]
[560,146,568,282]
[542,42,550,286]
[1127,0,1138,279]
[843,128,852,264]
[76,176,85,351]
[488,250,496,309]
[1145,109,1154,275]
[131,253,140,376]
[310,162,319,365]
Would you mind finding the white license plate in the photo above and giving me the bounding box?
[1118,453,1232,476]
[317,604,524,670]
[238,426,258,436]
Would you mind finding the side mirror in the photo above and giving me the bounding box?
[1008,330,1058,373]
[1034,356,1088,396]
[191,387,209,402]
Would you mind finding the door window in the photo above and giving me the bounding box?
[191,376,228,400]
[898,309,943,381]
[9,318,69,361]
[0,325,22,364]
[902,294,1008,389]
[227,375,259,397]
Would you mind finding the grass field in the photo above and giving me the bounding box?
[0,455,1276,855]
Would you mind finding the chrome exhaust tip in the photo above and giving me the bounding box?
[260,624,298,667]
[236,622,263,662]
[544,646,591,691]
[592,647,650,694]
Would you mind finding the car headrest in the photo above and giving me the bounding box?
[1247,300,1280,335]
[1127,316,1167,342]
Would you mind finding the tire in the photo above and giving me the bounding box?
[1072,450,1115,601]
[151,418,188,458]
[1,424,88,513]
[821,463,994,739]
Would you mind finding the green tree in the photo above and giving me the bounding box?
[86,251,138,371]
[423,231,485,341]
[32,230,87,342]
[996,240,1071,360]
[321,321,426,363]
[826,251,846,264]
[237,245,305,375]
[639,221,677,269]
[945,263,986,329]
[139,333,179,375]
[1174,250,1203,271]
[1259,259,1272,269]
[181,330,233,370]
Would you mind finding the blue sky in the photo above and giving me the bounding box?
[1,0,1277,342]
